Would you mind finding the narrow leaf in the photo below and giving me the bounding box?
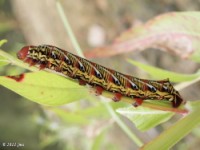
[117,106,174,131]
[0,55,9,66]
[0,72,89,106]
[141,101,200,149]
[0,39,7,47]
[128,59,200,82]
[0,40,9,66]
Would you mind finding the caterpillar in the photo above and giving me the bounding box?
[17,45,184,108]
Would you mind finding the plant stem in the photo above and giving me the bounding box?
[102,99,143,147]
[56,0,84,57]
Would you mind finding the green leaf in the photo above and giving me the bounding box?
[128,59,200,82]
[142,101,200,149]
[0,55,9,66]
[0,40,9,66]
[117,106,174,131]
[0,39,7,47]
[0,72,89,106]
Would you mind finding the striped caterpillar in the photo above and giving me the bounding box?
[17,45,184,108]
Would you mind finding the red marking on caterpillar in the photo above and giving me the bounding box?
[6,74,25,82]
[113,93,122,102]
[95,86,104,96]
[133,98,143,107]
[78,79,87,86]
[17,45,186,108]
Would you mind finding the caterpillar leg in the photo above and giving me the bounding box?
[78,79,87,86]
[132,98,143,107]
[25,58,37,66]
[95,86,104,96]
[39,61,49,70]
[112,93,122,102]
[39,64,47,70]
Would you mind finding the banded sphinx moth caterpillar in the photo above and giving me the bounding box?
[17,45,185,108]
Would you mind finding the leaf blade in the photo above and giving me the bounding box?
[117,106,174,131]
[0,72,89,106]
[128,59,200,82]
[141,101,200,149]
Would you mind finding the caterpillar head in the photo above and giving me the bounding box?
[17,45,51,69]
[17,46,35,61]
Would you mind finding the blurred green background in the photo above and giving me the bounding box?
[0,0,200,150]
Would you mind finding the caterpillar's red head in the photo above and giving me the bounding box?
[17,45,55,69]
[17,45,40,67]
[17,46,35,61]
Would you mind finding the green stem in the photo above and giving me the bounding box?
[56,0,84,57]
[55,1,144,147]
[102,99,143,147]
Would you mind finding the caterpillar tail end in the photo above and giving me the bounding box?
[172,94,186,108]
